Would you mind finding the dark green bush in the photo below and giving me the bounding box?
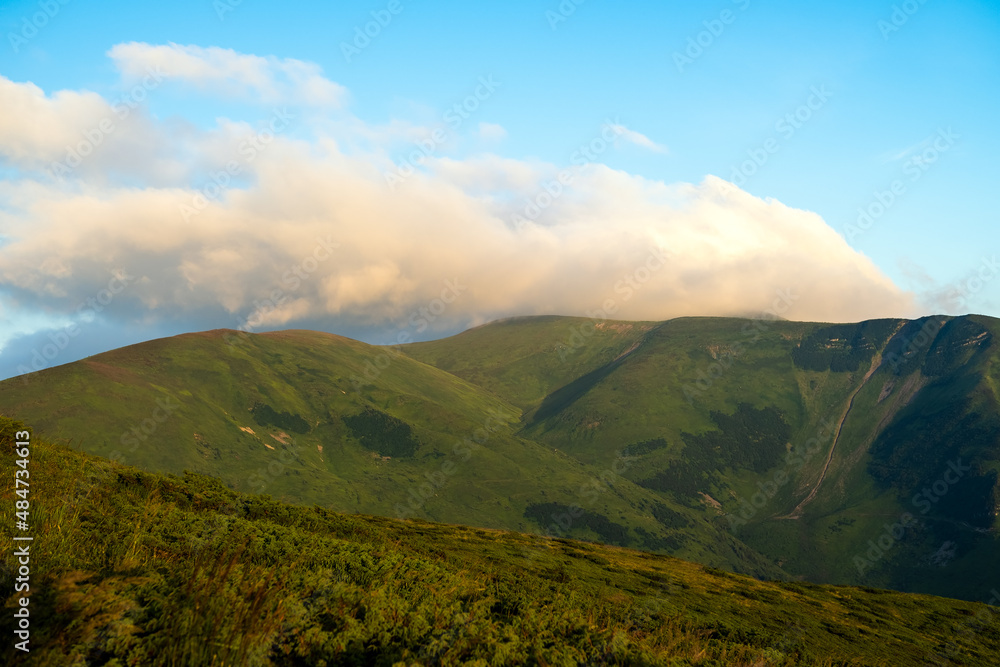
[341,407,419,457]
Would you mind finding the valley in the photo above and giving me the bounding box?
[1,314,998,605]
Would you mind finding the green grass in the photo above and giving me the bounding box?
[409,315,1000,600]
[0,326,785,580]
[4,418,1000,666]
[2,314,999,606]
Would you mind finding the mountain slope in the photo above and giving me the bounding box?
[5,420,1000,666]
[0,327,781,578]
[405,315,1000,600]
[397,315,660,411]
[4,314,999,601]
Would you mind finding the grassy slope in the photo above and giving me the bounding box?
[740,315,1000,600]
[3,314,998,601]
[405,316,873,514]
[4,420,1000,666]
[0,328,782,578]
[0,329,526,514]
[406,315,1000,600]
[399,316,660,410]
[406,317,846,463]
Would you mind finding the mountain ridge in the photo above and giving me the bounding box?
[2,313,998,602]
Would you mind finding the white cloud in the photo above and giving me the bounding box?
[0,153,916,331]
[0,45,917,342]
[478,122,507,142]
[0,78,108,165]
[0,74,218,185]
[609,124,668,154]
[108,42,347,108]
[879,129,951,165]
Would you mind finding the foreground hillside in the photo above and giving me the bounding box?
[4,418,1000,666]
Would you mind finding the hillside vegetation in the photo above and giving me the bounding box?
[0,327,783,579]
[4,418,1000,666]
[2,315,999,603]
[405,315,1000,600]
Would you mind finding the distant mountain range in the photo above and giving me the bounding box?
[2,313,998,603]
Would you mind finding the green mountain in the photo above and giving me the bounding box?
[404,314,1000,601]
[4,418,1000,666]
[0,327,780,581]
[2,314,999,604]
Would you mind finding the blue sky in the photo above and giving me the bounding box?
[0,0,998,380]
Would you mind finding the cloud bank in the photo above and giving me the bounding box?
[0,42,916,367]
